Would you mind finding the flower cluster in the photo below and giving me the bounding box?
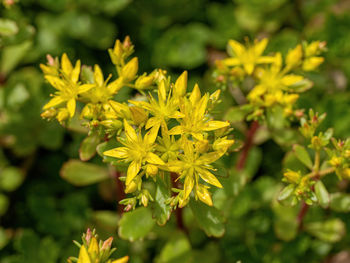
[279,110,349,206]
[214,38,326,119]
[67,229,128,263]
[41,37,234,209]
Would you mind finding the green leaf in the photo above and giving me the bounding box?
[0,41,32,74]
[0,166,24,192]
[305,219,345,243]
[0,227,10,249]
[225,105,252,123]
[293,144,313,169]
[330,193,350,212]
[157,232,192,263]
[190,200,225,237]
[152,177,171,226]
[60,160,109,186]
[289,79,313,92]
[0,19,18,36]
[92,210,119,233]
[277,184,295,202]
[314,180,330,208]
[79,133,100,161]
[118,207,155,241]
[272,199,299,241]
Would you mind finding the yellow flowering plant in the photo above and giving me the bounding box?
[41,36,234,228]
[67,229,128,263]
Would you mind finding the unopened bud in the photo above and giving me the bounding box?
[195,140,209,153]
[56,108,70,123]
[41,108,57,119]
[101,237,113,251]
[283,170,301,184]
[130,106,148,126]
[122,58,138,82]
[135,74,154,90]
[146,164,158,177]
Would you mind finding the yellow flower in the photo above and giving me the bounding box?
[42,53,94,118]
[248,53,306,109]
[82,65,124,104]
[103,119,164,186]
[166,138,230,207]
[169,85,229,140]
[223,38,274,74]
[130,74,185,134]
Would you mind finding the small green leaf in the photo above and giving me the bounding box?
[305,219,345,243]
[60,160,109,186]
[79,133,100,161]
[0,227,10,249]
[289,78,313,92]
[190,200,225,237]
[277,184,295,202]
[330,193,350,212]
[0,166,24,192]
[0,19,18,36]
[157,232,192,263]
[314,181,330,208]
[118,207,155,241]
[225,105,252,123]
[293,144,313,169]
[1,41,32,74]
[152,177,171,226]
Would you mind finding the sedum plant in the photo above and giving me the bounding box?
[68,229,128,263]
[40,36,234,215]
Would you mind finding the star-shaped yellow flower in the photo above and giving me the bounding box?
[103,119,164,186]
[168,84,229,140]
[42,53,94,118]
[223,38,275,75]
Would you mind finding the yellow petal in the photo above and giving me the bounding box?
[77,245,91,263]
[196,184,213,206]
[281,75,304,86]
[123,119,137,142]
[228,40,245,57]
[254,38,268,56]
[61,53,73,76]
[108,77,124,94]
[158,80,167,102]
[43,96,65,109]
[189,84,201,106]
[244,63,254,75]
[88,237,99,254]
[112,256,129,263]
[71,60,81,83]
[302,57,324,71]
[203,120,229,131]
[197,152,222,164]
[67,98,76,117]
[184,174,194,200]
[223,57,240,66]
[196,94,209,119]
[286,44,302,68]
[44,75,65,90]
[126,160,141,185]
[145,117,160,130]
[94,64,104,86]
[144,126,158,145]
[174,71,187,97]
[103,147,129,159]
[78,84,95,94]
[168,125,184,135]
[196,167,222,188]
[145,152,164,165]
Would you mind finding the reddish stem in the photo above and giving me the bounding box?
[170,172,188,234]
[236,120,260,170]
[297,201,309,229]
[113,170,125,214]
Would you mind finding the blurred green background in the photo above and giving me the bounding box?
[1,0,350,262]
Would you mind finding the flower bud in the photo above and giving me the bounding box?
[101,237,113,251]
[122,57,138,82]
[174,71,187,97]
[125,176,140,194]
[41,108,57,119]
[146,164,158,177]
[56,108,70,123]
[100,119,123,130]
[329,156,342,167]
[195,140,209,153]
[81,104,95,119]
[213,137,234,152]
[283,170,301,184]
[135,74,154,90]
[130,106,148,126]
